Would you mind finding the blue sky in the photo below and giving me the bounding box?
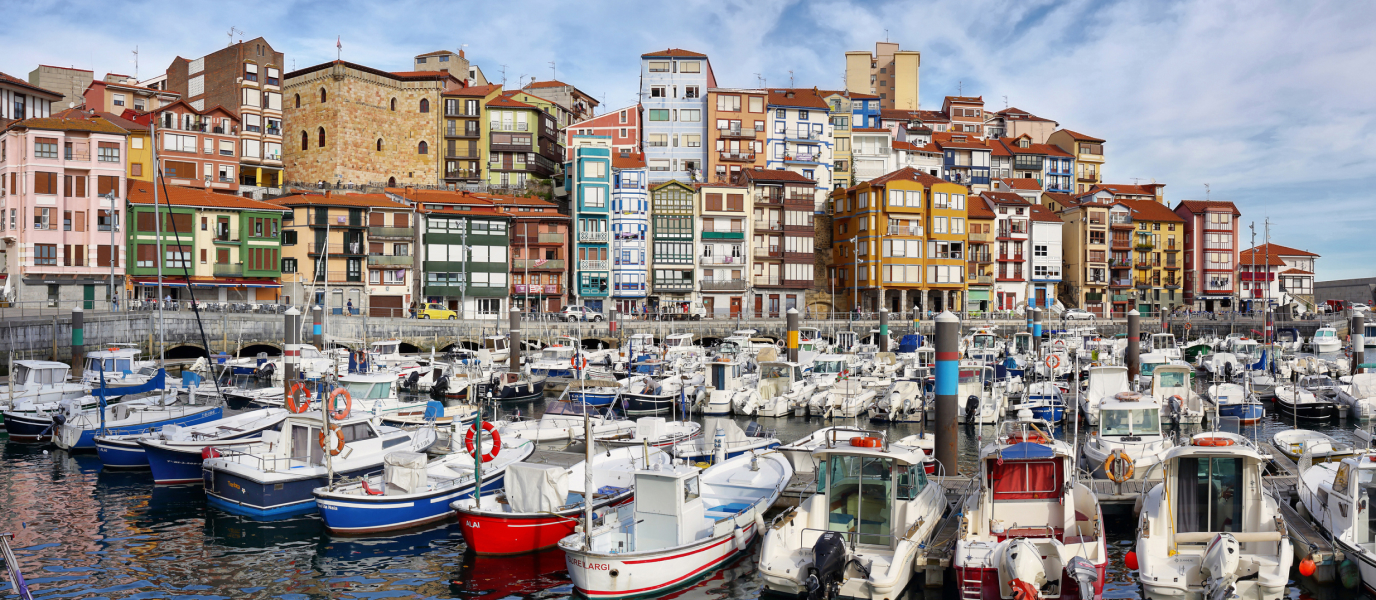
[3,0,1372,278]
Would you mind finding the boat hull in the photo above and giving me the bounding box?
[1,412,56,442]
[456,492,633,555]
[493,381,546,402]
[955,560,1106,600]
[94,437,148,468]
[62,406,224,451]
[568,391,617,407]
[314,475,505,535]
[1029,404,1065,423]
[563,522,756,598]
[1274,398,1339,421]
[1218,402,1265,424]
[203,462,376,518]
[620,393,675,416]
[674,440,780,463]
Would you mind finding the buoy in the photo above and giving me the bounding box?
[1125,551,1138,571]
[1298,556,1317,577]
[1340,559,1360,589]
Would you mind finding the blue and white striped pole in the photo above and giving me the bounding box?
[935,310,959,474]
[1032,307,1043,354]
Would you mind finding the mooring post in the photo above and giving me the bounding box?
[878,308,889,352]
[509,307,521,373]
[1353,312,1365,376]
[284,307,300,399]
[935,310,959,475]
[71,306,84,377]
[1032,307,1043,354]
[786,307,799,362]
[1127,309,1141,387]
[312,305,324,350]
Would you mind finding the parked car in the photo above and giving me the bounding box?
[1062,308,1096,321]
[560,305,604,322]
[418,303,458,320]
[1354,303,1371,314]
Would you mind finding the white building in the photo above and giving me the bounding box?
[611,156,649,313]
[765,88,834,211]
[1238,243,1319,313]
[850,127,894,184]
[1028,204,1064,308]
[640,49,714,183]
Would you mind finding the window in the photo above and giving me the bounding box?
[33,207,51,230]
[113,93,126,106]
[648,109,669,121]
[419,98,430,113]
[33,172,57,195]
[683,134,701,148]
[97,142,120,162]
[418,141,428,154]
[320,88,327,103]
[301,131,308,151]
[294,93,300,108]
[648,61,670,72]
[650,86,666,98]
[318,127,326,148]
[647,133,668,147]
[34,137,58,159]
[34,244,56,265]
[684,86,700,99]
[679,61,700,73]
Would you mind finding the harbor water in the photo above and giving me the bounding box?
[0,397,1356,600]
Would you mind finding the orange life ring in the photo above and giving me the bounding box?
[571,354,588,370]
[1105,449,1135,483]
[1184,323,1192,330]
[1193,436,1236,447]
[1006,433,1048,444]
[1045,355,1061,369]
[287,382,312,413]
[850,436,882,448]
[1052,340,1067,349]
[327,387,352,421]
[318,423,345,456]
[465,421,502,463]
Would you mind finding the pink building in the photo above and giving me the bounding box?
[564,104,640,160]
[0,109,129,305]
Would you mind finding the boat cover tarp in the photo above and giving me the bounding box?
[93,368,167,399]
[1352,373,1376,400]
[1086,366,1129,401]
[383,451,428,494]
[507,462,569,513]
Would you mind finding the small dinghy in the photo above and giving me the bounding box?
[1272,429,1353,462]
[1209,383,1264,424]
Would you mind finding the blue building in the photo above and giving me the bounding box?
[611,155,649,313]
[640,49,715,184]
[851,93,881,129]
[568,135,613,313]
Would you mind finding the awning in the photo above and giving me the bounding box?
[967,290,990,301]
[131,277,281,289]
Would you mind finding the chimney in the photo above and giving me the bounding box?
[459,49,465,58]
[324,190,331,197]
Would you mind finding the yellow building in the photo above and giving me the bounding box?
[1109,199,1185,316]
[440,83,502,187]
[1047,129,1105,195]
[98,112,152,182]
[832,167,968,314]
[844,42,920,110]
[272,192,413,313]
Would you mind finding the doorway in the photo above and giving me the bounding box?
[729,296,742,318]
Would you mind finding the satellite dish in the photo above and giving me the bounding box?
[68,101,75,108]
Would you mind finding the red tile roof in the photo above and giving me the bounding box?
[444,83,502,97]
[980,191,1030,206]
[997,138,1072,157]
[891,140,918,152]
[1241,243,1319,258]
[864,167,956,189]
[1055,129,1104,143]
[128,184,289,211]
[741,169,817,184]
[880,108,920,121]
[525,80,571,89]
[995,178,1042,191]
[1117,199,1184,223]
[1093,183,1162,197]
[613,153,646,169]
[641,48,707,58]
[97,111,147,132]
[994,107,1054,122]
[852,127,889,133]
[1280,268,1314,275]
[1028,204,1062,223]
[0,71,63,98]
[1237,251,1287,267]
[1175,200,1240,215]
[1042,192,1074,208]
[2,113,130,135]
[270,193,410,209]
[487,92,540,110]
[766,88,829,110]
[934,134,988,151]
[967,196,996,219]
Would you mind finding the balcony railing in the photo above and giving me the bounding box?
[969,253,992,264]
[1239,272,1274,281]
[578,231,609,243]
[654,280,694,291]
[1110,278,1133,287]
[310,271,364,283]
[700,279,747,292]
[1135,262,1152,270]
[444,169,482,179]
[756,221,783,233]
[967,231,992,242]
[1134,240,1154,250]
[718,127,754,139]
[783,154,821,163]
[367,255,411,267]
[308,243,365,255]
[700,255,745,265]
[719,151,756,162]
[786,131,821,141]
[753,246,782,259]
[701,230,744,240]
[513,284,560,295]
[368,226,414,239]
[752,276,781,286]
[213,263,242,276]
[513,259,565,270]
[1109,258,1131,268]
[972,275,993,284]
[538,233,564,244]
[577,260,608,271]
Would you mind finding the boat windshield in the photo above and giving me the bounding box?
[1141,361,1165,377]
[665,337,683,347]
[12,365,29,385]
[1157,370,1188,388]
[1100,408,1160,436]
[823,455,893,545]
[1317,330,1336,338]
[761,364,792,380]
[1304,376,1338,387]
[341,381,391,399]
[1175,457,1243,535]
[1014,336,1031,354]
[973,335,996,349]
[813,360,844,374]
[959,369,983,385]
[375,344,397,355]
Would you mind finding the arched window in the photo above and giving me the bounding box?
[419,99,429,113]
[318,127,326,148]
[417,141,428,154]
[294,93,301,108]
[301,130,308,151]
[390,98,397,111]
[320,88,327,103]
[376,138,383,151]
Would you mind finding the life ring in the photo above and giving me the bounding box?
[1006,433,1048,444]
[1105,449,1135,483]
[1184,323,1192,331]
[327,387,352,421]
[1053,340,1067,349]
[850,436,881,448]
[1045,355,1061,369]
[1193,436,1235,447]
[1089,361,1102,368]
[318,424,345,456]
[571,354,587,370]
[465,421,503,463]
[1114,391,1143,402]
[287,382,312,413]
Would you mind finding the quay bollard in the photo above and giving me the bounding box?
[1127,309,1141,386]
[71,307,84,377]
[786,308,799,362]
[878,308,889,352]
[509,308,521,373]
[935,310,959,476]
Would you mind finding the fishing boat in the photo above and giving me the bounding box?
[566,380,621,407]
[758,429,946,600]
[312,432,534,535]
[89,397,234,465]
[0,361,88,421]
[1079,365,1131,426]
[578,416,700,448]
[558,448,793,598]
[1135,432,1292,600]
[503,401,636,443]
[529,344,580,380]
[80,347,157,389]
[1148,364,1205,425]
[487,371,547,402]
[1274,382,1340,421]
[1148,332,1181,361]
[1208,382,1264,424]
[1297,432,1376,594]
[137,408,292,484]
[669,419,779,463]
[953,416,1108,600]
[1022,381,1067,423]
[620,372,691,416]
[777,426,878,476]
[1,395,112,442]
[201,408,434,517]
[1272,429,1353,463]
[1081,390,1173,480]
[453,446,673,555]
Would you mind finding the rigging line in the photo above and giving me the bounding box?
[155,167,226,402]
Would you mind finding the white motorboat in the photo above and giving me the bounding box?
[1079,365,1131,426]
[702,356,748,416]
[1338,373,1376,420]
[958,364,1006,425]
[1274,381,1341,421]
[1272,429,1353,463]
[808,380,877,419]
[81,347,159,389]
[1311,326,1342,355]
[502,401,634,442]
[1082,391,1173,481]
[953,416,1108,600]
[1149,364,1206,425]
[734,360,810,418]
[559,448,792,599]
[669,418,779,464]
[1298,436,1376,595]
[759,430,946,599]
[1208,382,1265,424]
[870,380,927,423]
[1147,332,1181,361]
[777,426,878,476]
[0,361,88,413]
[578,416,700,448]
[1136,432,1291,600]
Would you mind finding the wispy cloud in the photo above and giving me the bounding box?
[2,0,1371,277]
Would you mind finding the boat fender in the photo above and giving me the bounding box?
[287,382,312,413]
[464,421,502,463]
[327,387,352,420]
[1105,449,1134,483]
[319,424,345,456]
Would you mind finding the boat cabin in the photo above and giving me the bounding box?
[664,333,694,348]
[339,373,396,400]
[1157,440,1275,544]
[483,335,509,353]
[759,361,804,397]
[1150,365,1192,399]
[835,331,859,354]
[811,354,852,377]
[708,357,747,391]
[1139,352,1169,379]
[971,331,999,350]
[84,348,142,377]
[1012,332,1033,356]
[1098,394,1163,440]
[258,411,385,466]
[12,361,72,388]
[627,333,656,348]
[1310,454,1376,550]
[813,442,929,547]
[1150,333,1177,352]
[371,340,403,358]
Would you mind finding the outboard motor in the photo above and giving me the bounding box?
[254,361,275,381]
[1168,395,1182,428]
[402,371,422,393]
[744,421,763,438]
[1222,360,1234,382]
[1201,532,1241,600]
[805,531,848,600]
[430,375,449,399]
[999,538,1048,600]
[965,395,980,420]
[1066,556,1099,600]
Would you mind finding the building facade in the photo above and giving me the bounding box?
[0,113,128,305]
[283,61,456,189]
[1173,200,1241,312]
[705,89,767,185]
[640,49,714,183]
[440,84,501,188]
[980,192,1031,311]
[1238,243,1320,312]
[82,75,180,116]
[419,203,509,319]
[1059,196,1111,316]
[27,66,92,110]
[165,38,286,199]
[696,182,747,318]
[568,135,612,312]
[523,80,599,123]
[485,91,560,190]
[566,104,641,160]
[1047,129,1105,194]
[143,100,241,193]
[1,72,60,128]
[274,193,413,313]
[766,88,834,210]
[611,157,649,313]
[984,107,1058,143]
[965,196,995,314]
[648,180,696,314]
[1028,204,1063,309]
[844,42,920,110]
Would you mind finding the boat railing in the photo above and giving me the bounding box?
[798,526,895,550]
[212,447,310,472]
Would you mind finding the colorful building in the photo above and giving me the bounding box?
[611,154,649,313]
[979,191,1032,310]
[1028,204,1063,309]
[965,196,995,314]
[705,88,767,185]
[522,80,599,123]
[485,91,560,190]
[568,135,612,312]
[934,132,990,191]
[843,42,920,111]
[765,88,834,210]
[696,181,747,318]
[1058,194,1111,316]
[1238,243,1319,313]
[0,111,128,305]
[440,83,502,188]
[984,107,1058,144]
[566,104,641,160]
[1047,129,1105,194]
[1,72,61,129]
[416,200,510,319]
[641,49,714,183]
[126,184,288,303]
[1173,199,1241,312]
[648,180,696,314]
[141,100,241,193]
[273,192,415,313]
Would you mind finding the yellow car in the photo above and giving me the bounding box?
[418,303,458,320]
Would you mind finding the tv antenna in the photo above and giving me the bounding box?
[788,70,794,88]
[755,73,765,88]
[1003,95,1008,109]
[227,26,245,48]
[500,64,508,87]
[549,61,556,81]
[1204,183,1210,200]
[131,46,139,79]
[958,80,962,95]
